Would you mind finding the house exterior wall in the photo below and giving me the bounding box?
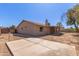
[17,21,51,36]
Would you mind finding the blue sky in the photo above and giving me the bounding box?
[0,3,76,28]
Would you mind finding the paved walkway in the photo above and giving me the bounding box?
[6,38,77,56]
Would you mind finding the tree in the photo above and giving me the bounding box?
[66,5,79,31]
[56,22,63,27]
[9,25,15,29]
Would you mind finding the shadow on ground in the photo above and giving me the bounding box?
[13,33,34,38]
[51,32,64,36]
[13,32,64,39]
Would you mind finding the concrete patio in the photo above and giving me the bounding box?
[6,38,77,56]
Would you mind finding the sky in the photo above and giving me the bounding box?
[0,3,77,28]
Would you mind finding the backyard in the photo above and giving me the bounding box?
[0,32,79,56]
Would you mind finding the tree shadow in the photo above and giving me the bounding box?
[51,32,64,36]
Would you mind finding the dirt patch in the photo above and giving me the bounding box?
[0,33,22,56]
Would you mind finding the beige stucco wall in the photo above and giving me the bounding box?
[17,21,50,36]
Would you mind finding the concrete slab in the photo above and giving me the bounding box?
[24,38,43,43]
[13,44,50,56]
[39,40,75,49]
[6,39,35,51]
[39,40,77,56]
[6,38,77,56]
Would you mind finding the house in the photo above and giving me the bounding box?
[16,20,59,36]
[0,27,16,34]
[0,27,10,34]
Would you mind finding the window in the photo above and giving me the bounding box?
[40,27,43,32]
